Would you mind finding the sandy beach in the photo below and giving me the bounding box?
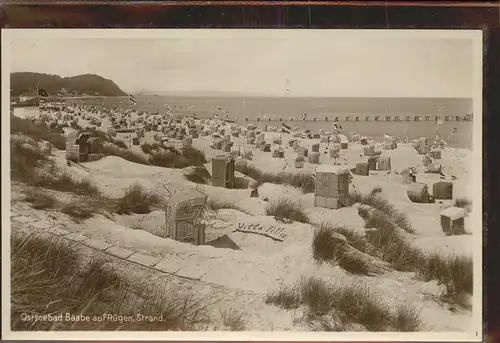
[9,99,476,332]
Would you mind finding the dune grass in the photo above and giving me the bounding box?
[362,210,423,272]
[331,225,374,255]
[266,276,421,332]
[11,137,50,182]
[312,222,371,275]
[393,302,423,332]
[89,129,113,142]
[70,121,82,131]
[141,142,162,155]
[11,138,101,197]
[219,308,246,331]
[181,146,207,166]
[149,146,206,169]
[39,173,101,196]
[235,163,315,193]
[116,183,162,215]
[11,233,209,330]
[265,285,301,310]
[206,198,251,215]
[102,144,150,165]
[416,253,473,305]
[356,198,473,305]
[24,190,57,210]
[11,115,66,150]
[61,201,96,221]
[453,198,473,213]
[112,139,128,149]
[353,187,414,234]
[265,197,309,224]
[184,166,211,184]
[233,176,250,189]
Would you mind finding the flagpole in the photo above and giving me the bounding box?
[36,76,41,121]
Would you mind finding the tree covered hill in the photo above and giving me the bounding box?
[10,72,127,97]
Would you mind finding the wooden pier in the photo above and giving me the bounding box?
[240,114,472,123]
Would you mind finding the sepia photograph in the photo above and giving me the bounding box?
[2,29,482,340]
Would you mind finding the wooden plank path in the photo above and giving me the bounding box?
[10,213,263,293]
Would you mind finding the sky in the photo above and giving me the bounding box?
[8,34,475,98]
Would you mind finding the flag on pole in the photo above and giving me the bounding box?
[37,86,48,97]
[281,122,291,134]
[129,94,137,105]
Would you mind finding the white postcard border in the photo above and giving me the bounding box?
[1,28,484,341]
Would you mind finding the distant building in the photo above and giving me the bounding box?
[19,91,37,102]
[12,97,40,120]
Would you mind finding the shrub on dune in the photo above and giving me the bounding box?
[116,183,161,214]
[265,197,309,223]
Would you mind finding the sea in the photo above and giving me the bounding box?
[68,95,475,149]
